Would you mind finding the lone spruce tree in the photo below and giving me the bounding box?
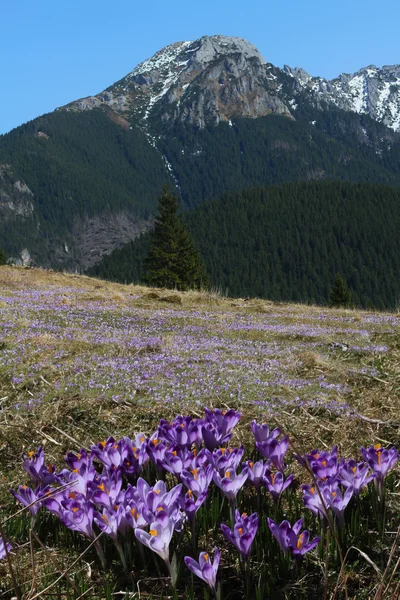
[329,273,352,308]
[144,186,209,291]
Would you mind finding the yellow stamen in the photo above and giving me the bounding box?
[72,507,79,513]
[191,469,199,480]
[140,437,145,443]
[249,462,254,469]
[297,533,305,549]
[154,489,161,495]
[149,529,158,537]
[28,451,35,458]
[97,483,105,492]
[203,553,209,562]
[238,527,243,535]
[242,512,247,518]
[225,471,231,479]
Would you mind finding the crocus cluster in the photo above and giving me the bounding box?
[7,409,397,597]
[297,442,398,526]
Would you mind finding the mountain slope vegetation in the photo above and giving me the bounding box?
[88,181,400,309]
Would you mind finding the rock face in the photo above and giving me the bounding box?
[284,64,400,131]
[0,165,35,219]
[67,35,400,132]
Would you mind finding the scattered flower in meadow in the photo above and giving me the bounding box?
[263,470,294,503]
[221,510,258,560]
[338,459,375,495]
[267,517,320,557]
[184,547,220,592]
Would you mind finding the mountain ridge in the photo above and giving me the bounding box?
[64,35,400,132]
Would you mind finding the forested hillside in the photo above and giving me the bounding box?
[88,181,400,309]
[2,103,400,269]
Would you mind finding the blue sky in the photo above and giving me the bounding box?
[1,0,399,134]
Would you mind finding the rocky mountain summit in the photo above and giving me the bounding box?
[67,35,400,131]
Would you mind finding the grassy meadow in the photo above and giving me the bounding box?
[0,266,399,599]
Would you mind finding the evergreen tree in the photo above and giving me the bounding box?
[329,273,352,308]
[144,186,208,290]
[0,249,6,265]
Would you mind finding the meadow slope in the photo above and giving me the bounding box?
[0,266,399,597]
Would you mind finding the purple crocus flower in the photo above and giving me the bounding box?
[0,536,12,560]
[256,436,289,470]
[10,484,50,516]
[250,420,280,444]
[360,444,398,481]
[125,500,148,530]
[268,517,320,557]
[221,510,258,560]
[60,498,95,539]
[22,446,45,484]
[243,459,270,491]
[202,408,241,451]
[135,511,175,563]
[180,465,213,496]
[262,470,294,503]
[201,423,232,451]
[206,446,244,474]
[146,436,168,464]
[329,486,354,527]
[159,447,194,476]
[65,449,93,472]
[184,547,220,592]
[158,417,194,448]
[213,467,248,503]
[94,505,124,540]
[204,408,241,435]
[180,490,208,522]
[89,473,123,508]
[338,459,375,495]
[302,483,330,518]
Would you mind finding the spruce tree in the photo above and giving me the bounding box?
[329,273,352,308]
[144,186,208,291]
[0,249,6,266]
